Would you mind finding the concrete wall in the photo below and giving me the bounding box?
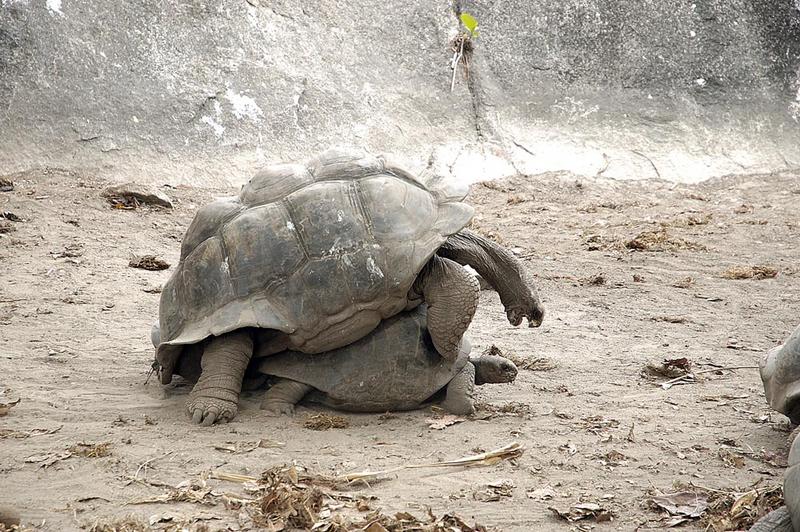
[1,0,798,186]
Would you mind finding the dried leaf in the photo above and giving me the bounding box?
[653,316,688,324]
[25,451,72,468]
[559,443,578,455]
[131,479,218,505]
[650,491,708,519]
[720,265,778,280]
[69,442,112,458]
[550,502,613,522]
[718,448,745,469]
[129,255,170,271]
[644,358,692,379]
[625,228,705,252]
[527,486,557,501]
[702,484,784,530]
[426,414,465,430]
[0,426,62,439]
[303,413,349,431]
[577,415,620,431]
[626,423,636,443]
[0,389,20,417]
[213,439,281,454]
[85,515,150,531]
[600,450,628,464]
[473,479,515,502]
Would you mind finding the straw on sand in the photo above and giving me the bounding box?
[210,441,524,485]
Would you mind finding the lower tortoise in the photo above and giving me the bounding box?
[163,306,518,416]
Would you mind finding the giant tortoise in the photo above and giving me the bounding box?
[751,325,800,531]
[166,306,519,416]
[153,149,544,425]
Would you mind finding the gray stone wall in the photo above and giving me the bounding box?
[1,0,798,185]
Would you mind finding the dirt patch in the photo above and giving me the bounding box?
[303,413,350,430]
[86,515,150,532]
[0,168,798,530]
[68,442,112,458]
[128,255,170,271]
[625,227,706,252]
[720,265,779,280]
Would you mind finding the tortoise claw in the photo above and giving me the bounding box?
[506,303,545,328]
[201,410,218,426]
[187,399,236,426]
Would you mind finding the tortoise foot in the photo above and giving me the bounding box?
[260,400,296,417]
[187,393,238,426]
[441,396,475,416]
[441,362,476,416]
[259,379,310,416]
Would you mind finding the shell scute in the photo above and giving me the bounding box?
[221,203,305,298]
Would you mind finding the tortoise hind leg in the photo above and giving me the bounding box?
[441,362,476,415]
[412,256,479,361]
[187,330,253,426]
[260,378,312,416]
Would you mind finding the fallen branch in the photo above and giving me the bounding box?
[134,450,175,480]
[211,441,524,486]
[335,442,522,483]
[450,37,465,92]
[661,366,759,389]
[694,366,759,375]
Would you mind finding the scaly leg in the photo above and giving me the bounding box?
[441,361,476,415]
[186,330,253,426]
[260,378,313,416]
[411,256,479,361]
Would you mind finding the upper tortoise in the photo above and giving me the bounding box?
[154,149,544,425]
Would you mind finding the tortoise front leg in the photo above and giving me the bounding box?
[438,229,544,327]
[441,361,476,415]
[412,256,479,361]
[187,330,253,426]
[260,378,312,416]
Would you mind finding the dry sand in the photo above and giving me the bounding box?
[1,168,798,530]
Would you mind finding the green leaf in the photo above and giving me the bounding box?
[459,12,479,37]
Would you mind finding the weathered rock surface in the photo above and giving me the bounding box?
[0,1,798,185]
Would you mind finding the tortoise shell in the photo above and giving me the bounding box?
[256,306,471,412]
[156,149,473,383]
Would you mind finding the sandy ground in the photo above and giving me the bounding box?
[1,167,799,531]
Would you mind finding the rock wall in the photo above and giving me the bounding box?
[1,0,798,186]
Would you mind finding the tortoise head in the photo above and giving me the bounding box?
[473,355,518,385]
